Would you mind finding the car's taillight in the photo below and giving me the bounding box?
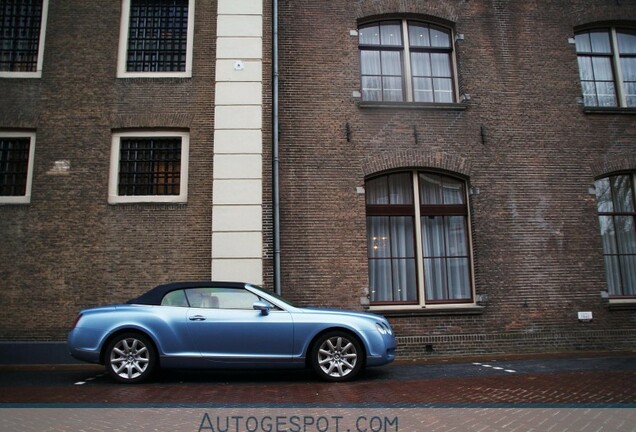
[71,314,83,330]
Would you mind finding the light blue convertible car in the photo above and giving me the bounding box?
[68,281,396,383]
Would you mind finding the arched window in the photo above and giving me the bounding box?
[575,27,636,108]
[366,171,473,307]
[594,173,636,297]
[358,20,457,103]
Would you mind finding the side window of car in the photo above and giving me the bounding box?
[161,290,189,307]
[185,288,219,308]
[214,288,260,310]
[184,287,279,310]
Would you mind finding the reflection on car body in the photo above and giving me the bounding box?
[68,281,397,383]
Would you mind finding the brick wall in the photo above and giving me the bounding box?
[0,0,218,339]
[1,0,636,359]
[277,0,636,356]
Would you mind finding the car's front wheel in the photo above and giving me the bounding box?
[105,333,156,384]
[311,331,363,382]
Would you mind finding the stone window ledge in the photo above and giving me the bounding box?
[370,305,484,317]
[357,101,468,111]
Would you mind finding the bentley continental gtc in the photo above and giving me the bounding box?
[68,281,397,383]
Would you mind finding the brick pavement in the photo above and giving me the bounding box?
[0,367,634,405]
[1,357,635,431]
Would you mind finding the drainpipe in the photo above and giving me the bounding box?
[272,0,281,295]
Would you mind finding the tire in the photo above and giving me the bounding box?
[105,332,156,384]
[310,331,363,382]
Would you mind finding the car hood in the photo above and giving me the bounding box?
[300,307,386,321]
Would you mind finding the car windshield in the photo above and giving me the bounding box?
[249,285,297,308]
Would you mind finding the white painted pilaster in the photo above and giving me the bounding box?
[212,0,263,285]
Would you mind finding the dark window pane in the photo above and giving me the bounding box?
[126,0,189,72]
[0,136,30,196]
[0,0,43,72]
[118,136,182,196]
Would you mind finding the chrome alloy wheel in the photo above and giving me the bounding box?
[109,336,150,381]
[317,335,359,379]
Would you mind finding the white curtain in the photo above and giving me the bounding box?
[368,216,416,302]
[595,175,636,296]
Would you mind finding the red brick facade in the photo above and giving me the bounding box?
[0,0,635,358]
[276,0,636,356]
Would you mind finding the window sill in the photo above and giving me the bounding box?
[0,72,42,79]
[357,101,468,111]
[607,299,636,310]
[370,305,484,317]
[583,107,636,115]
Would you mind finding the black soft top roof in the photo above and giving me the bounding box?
[127,281,249,305]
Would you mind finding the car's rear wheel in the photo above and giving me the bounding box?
[105,333,156,384]
[311,331,363,382]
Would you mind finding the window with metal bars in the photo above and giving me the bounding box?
[0,0,44,73]
[117,136,182,196]
[125,0,189,73]
[0,136,30,196]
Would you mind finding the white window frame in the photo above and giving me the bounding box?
[0,132,36,204]
[108,131,190,204]
[0,0,49,78]
[116,0,195,78]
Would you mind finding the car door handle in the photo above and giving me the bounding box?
[188,315,206,321]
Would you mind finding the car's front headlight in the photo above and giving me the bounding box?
[376,322,392,335]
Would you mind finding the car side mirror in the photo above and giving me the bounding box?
[253,301,271,315]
